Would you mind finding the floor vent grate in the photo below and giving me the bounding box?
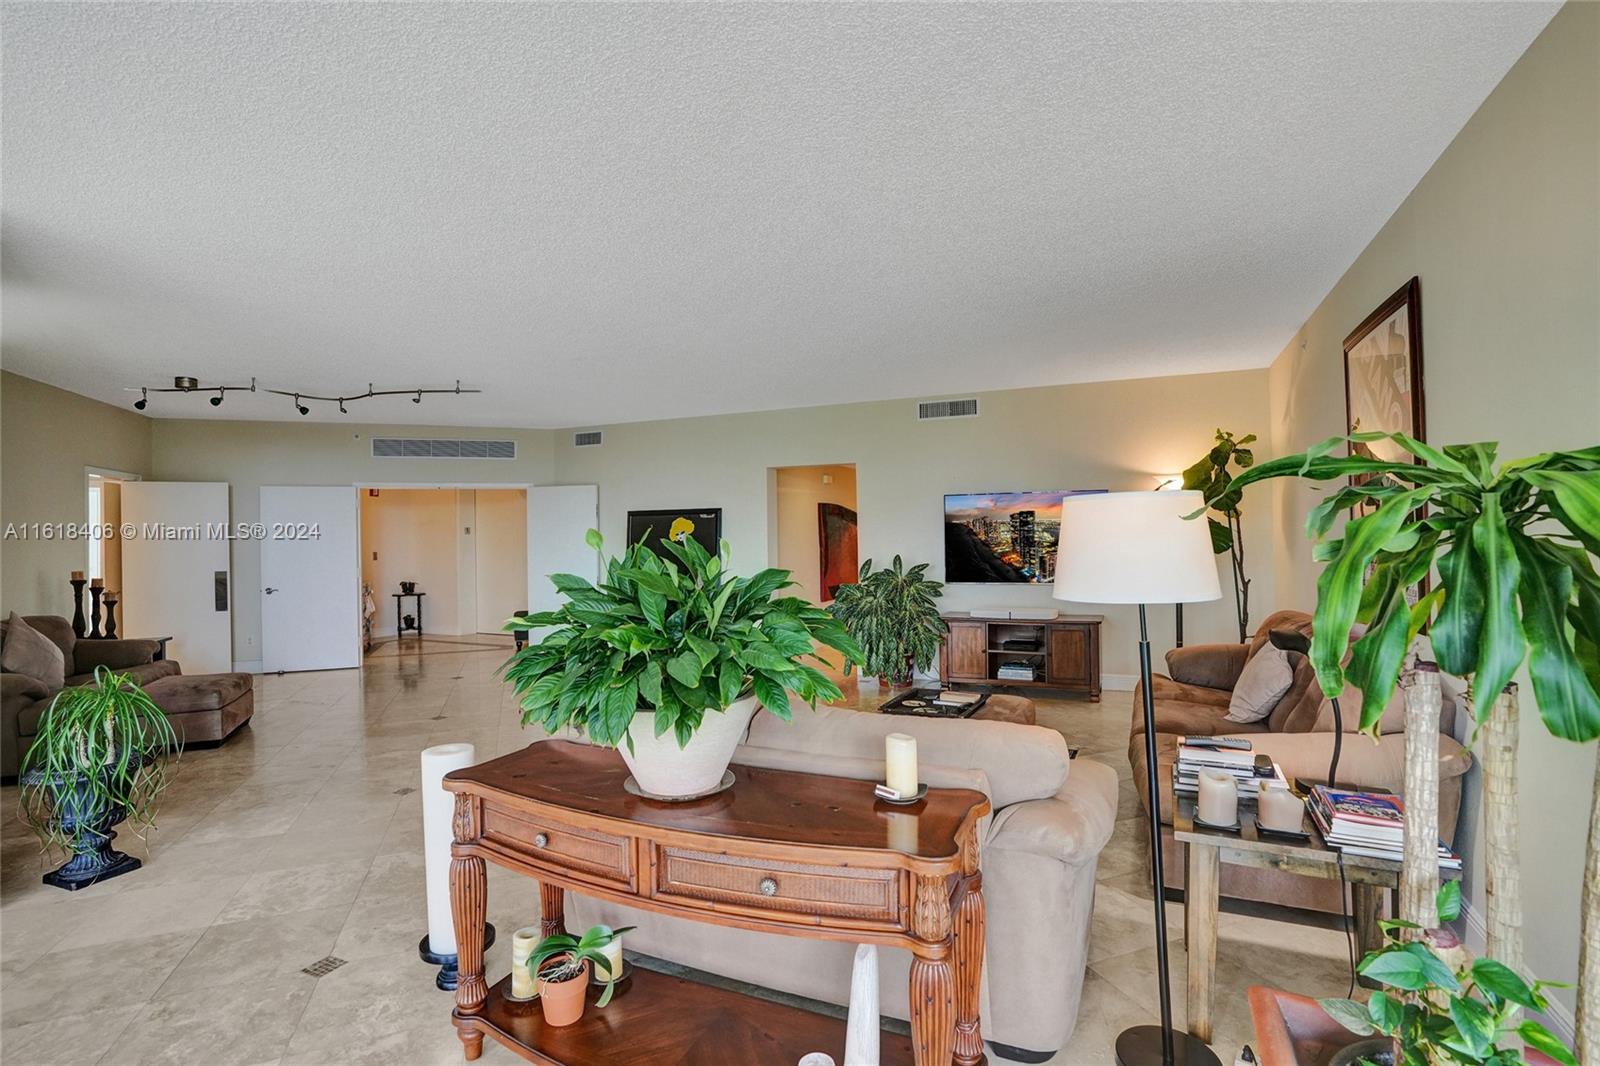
[302,956,348,977]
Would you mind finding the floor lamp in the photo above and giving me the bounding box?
[1055,490,1223,1066]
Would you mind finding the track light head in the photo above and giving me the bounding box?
[338,400,347,414]
[133,388,148,411]
[294,394,310,416]
[209,389,224,407]
[412,391,422,404]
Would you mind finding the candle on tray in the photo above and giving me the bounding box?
[1197,768,1238,827]
[1258,782,1305,833]
[884,733,918,796]
[510,925,540,999]
[71,570,84,581]
[595,933,624,983]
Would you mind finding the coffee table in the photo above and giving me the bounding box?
[1173,792,1461,1045]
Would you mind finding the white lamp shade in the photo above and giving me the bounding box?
[1052,490,1222,605]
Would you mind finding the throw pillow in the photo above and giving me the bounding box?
[1,612,66,691]
[1225,643,1294,724]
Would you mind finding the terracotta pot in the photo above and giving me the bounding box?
[537,956,590,1027]
[618,695,759,798]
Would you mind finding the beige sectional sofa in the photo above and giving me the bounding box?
[555,704,1119,1063]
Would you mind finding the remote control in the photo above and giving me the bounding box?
[1183,736,1253,750]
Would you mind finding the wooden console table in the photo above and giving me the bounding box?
[444,741,991,1065]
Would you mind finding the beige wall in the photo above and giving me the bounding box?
[0,371,153,616]
[474,489,528,634]
[360,488,464,637]
[1267,1,1598,1024]
[149,418,555,661]
[555,369,1275,679]
[773,464,857,604]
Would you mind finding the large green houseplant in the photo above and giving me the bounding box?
[1229,432,1598,1059]
[828,556,948,686]
[505,531,863,798]
[19,666,181,890]
[1181,429,1258,642]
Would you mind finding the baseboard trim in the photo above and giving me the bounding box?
[1102,673,1137,691]
[1457,899,1575,1045]
[233,659,264,674]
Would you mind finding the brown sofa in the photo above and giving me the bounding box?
[2,615,254,777]
[1129,609,1472,913]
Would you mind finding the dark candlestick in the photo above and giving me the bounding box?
[102,593,119,639]
[70,578,88,639]
[89,586,104,639]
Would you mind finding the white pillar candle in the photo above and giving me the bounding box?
[884,733,918,796]
[1258,783,1306,833]
[595,934,624,982]
[1196,768,1238,827]
[420,742,476,955]
[510,925,541,999]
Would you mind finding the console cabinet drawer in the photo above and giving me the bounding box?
[482,806,634,888]
[653,847,900,924]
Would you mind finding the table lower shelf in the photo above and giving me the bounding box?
[456,968,918,1066]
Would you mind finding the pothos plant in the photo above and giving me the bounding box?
[19,666,182,852]
[1181,429,1258,643]
[828,556,948,685]
[504,531,863,749]
[1320,883,1575,1066]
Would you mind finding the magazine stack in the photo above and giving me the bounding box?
[1307,785,1462,869]
[1173,737,1286,797]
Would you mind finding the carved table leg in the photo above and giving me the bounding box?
[911,873,958,1066]
[540,881,566,938]
[952,880,987,1064]
[450,796,487,1061]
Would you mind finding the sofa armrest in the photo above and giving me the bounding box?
[1165,643,1250,691]
[985,757,1118,867]
[3,673,52,777]
[73,639,160,673]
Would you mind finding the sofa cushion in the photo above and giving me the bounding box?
[65,660,181,690]
[1132,686,1269,738]
[2,613,65,691]
[748,703,1070,809]
[1226,644,1294,723]
[143,672,253,713]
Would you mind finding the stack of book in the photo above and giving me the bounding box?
[931,690,983,710]
[996,660,1037,682]
[1307,786,1462,870]
[1173,737,1286,797]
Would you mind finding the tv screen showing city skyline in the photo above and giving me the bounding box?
[944,490,1105,583]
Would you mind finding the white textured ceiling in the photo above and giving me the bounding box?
[2,2,1558,428]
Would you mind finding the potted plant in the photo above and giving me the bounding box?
[505,531,863,799]
[1180,429,1257,642]
[1319,884,1574,1066]
[529,924,636,1027]
[19,666,181,890]
[829,556,948,686]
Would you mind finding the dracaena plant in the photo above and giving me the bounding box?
[504,530,863,749]
[1227,433,1600,742]
[1320,883,1574,1066]
[828,556,948,685]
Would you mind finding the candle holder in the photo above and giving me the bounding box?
[70,578,88,639]
[88,585,104,639]
[102,592,119,639]
[419,925,496,992]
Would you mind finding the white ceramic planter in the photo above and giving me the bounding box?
[617,695,760,799]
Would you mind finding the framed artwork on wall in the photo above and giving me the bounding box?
[1343,276,1425,462]
[626,508,721,556]
[817,503,859,601]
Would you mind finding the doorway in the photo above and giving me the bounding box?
[84,467,141,595]
[770,464,858,605]
[358,487,529,649]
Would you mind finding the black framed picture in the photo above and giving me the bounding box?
[1344,276,1425,463]
[626,508,722,556]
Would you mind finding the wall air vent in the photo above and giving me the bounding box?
[917,398,979,421]
[370,438,516,459]
[573,431,603,447]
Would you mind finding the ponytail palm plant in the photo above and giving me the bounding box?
[1228,431,1598,1060]
[829,556,948,685]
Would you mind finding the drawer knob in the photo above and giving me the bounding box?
[759,876,778,896]
[534,833,549,848]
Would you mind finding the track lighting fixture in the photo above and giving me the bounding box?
[125,377,479,415]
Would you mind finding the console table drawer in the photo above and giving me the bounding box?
[653,847,900,924]
[481,807,634,887]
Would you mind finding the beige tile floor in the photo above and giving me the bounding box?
[0,639,1358,1065]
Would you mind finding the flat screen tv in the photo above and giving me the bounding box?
[944,490,1106,583]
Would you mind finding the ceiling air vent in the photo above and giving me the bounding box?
[573,431,603,447]
[370,438,516,459]
[917,398,979,421]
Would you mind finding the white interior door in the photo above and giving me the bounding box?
[527,485,599,616]
[120,482,233,675]
[261,486,360,672]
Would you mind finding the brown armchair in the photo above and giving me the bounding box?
[1,615,181,776]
